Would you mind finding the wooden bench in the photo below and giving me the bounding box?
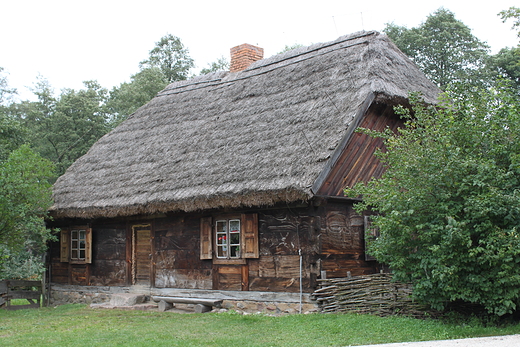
[151,296,223,313]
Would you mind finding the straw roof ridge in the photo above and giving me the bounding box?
[51,31,440,219]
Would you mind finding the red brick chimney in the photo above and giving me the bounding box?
[230,43,264,72]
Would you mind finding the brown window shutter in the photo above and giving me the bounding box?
[60,229,69,262]
[85,227,93,264]
[200,217,213,259]
[241,213,259,258]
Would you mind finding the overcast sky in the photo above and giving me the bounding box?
[2,0,518,100]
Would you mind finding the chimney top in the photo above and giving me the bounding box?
[230,43,264,73]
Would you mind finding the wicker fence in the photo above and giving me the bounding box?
[312,273,433,317]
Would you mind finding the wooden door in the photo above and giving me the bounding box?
[132,224,153,286]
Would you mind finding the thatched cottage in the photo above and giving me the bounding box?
[48,31,439,308]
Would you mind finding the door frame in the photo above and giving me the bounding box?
[129,223,155,287]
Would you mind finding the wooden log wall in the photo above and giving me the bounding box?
[154,215,212,289]
[90,227,127,286]
[49,224,127,286]
[49,199,379,293]
[319,201,378,278]
[248,209,321,292]
[313,273,432,317]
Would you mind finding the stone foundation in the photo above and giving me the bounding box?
[50,284,319,314]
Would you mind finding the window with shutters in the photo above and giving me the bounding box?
[200,213,258,261]
[60,226,92,264]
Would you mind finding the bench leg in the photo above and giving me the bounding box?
[158,300,174,312]
[194,304,212,313]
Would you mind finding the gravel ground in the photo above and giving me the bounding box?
[352,334,520,347]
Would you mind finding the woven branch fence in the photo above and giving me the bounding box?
[313,273,435,317]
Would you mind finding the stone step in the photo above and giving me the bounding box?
[109,293,147,306]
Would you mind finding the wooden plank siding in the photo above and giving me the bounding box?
[316,103,404,196]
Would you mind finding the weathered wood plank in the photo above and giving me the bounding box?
[151,296,222,307]
[5,280,42,287]
[7,291,41,300]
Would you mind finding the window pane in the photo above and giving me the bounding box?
[230,245,240,258]
[79,230,86,240]
[71,241,78,249]
[71,230,78,240]
[71,250,78,259]
[80,250,85,259]
[230,233,240,245]
[217,245,225,258]
[216,232,226,246]
[216,220,227,233]
[229,220,240,233]
[79,241,85,250]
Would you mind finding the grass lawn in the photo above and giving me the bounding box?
[1,305,520,347]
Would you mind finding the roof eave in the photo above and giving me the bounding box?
[50,187,313,219]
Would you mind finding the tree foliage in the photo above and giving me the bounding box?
[0,110,26,162]
[278,43,304,54]
[0,145,55,279]
[199,56,230,75]
[140,34,194,83]
[16,79,110,176]
[500,6,520,37]
[0,67,17,106]
[489,47,520,91]
[347,83,520,316]
[384,8,490,90]
[107,67,168,126]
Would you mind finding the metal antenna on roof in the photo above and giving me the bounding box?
[332,16,339,36]
[360,12,365,31]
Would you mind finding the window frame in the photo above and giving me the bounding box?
[60,226,92,264]
[215,218,241,259]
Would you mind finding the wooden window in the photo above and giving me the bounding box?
[59,226,92,264]
[200,214,258,260]
[216,219,241,259]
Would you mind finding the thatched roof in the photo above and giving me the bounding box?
[51,31,440,219]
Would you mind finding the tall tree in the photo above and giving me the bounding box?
[491,7,520,92]
[140,34,194,83]
[0,145,55,279]
[17,79,110,176]
[348,82,520,316]
[384,8,490,89]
